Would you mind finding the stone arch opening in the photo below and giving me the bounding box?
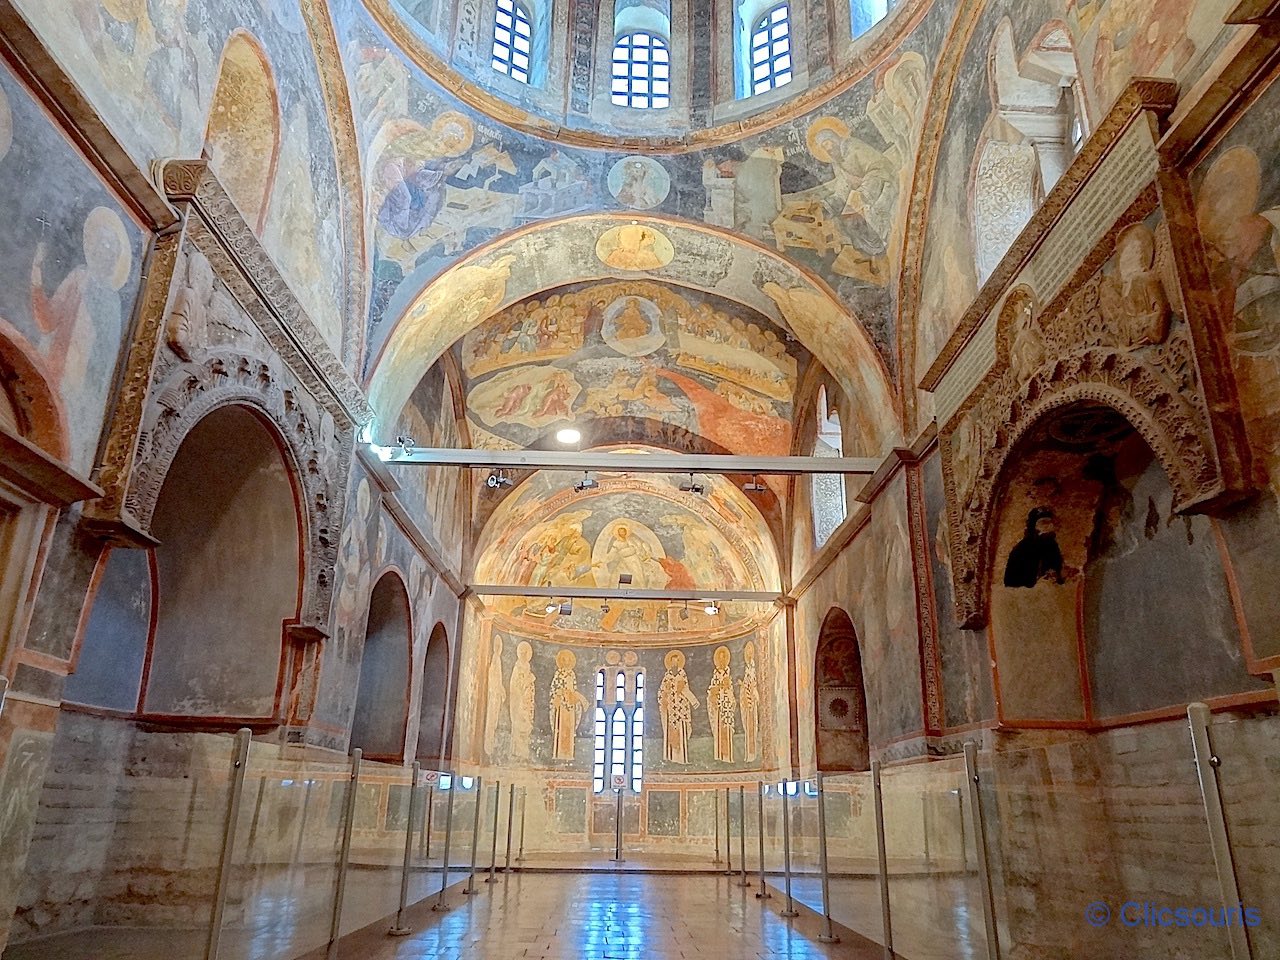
[141,404,302,720]
[416,621,451,764]
[203,32,281,233]
[350,570,413,760]
[814,607,869,772]
[987,402,1266,725]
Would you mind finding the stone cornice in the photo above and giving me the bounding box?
[159,159,373,427]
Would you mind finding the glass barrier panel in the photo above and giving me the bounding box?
[335,761,415,938]
[879,757,987,960]
[1208,711,1279,959]
[820,770,885,948]
[404,773,441,906]
[217,749,352,960]
[787,780,822,911]
[761,782,785,878]
[978,734,1232,960]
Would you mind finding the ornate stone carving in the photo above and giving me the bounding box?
[940,204,1229,628]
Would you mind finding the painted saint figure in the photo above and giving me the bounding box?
[508,641,536,760]
[483,633,507,758]
[707,646,737,763]
[549,648,588,761]
[1003,507,1066,587]
[739,641,761,762]
[658,650,699,764]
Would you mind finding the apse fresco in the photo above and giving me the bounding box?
[17,0,350,355]
[464,625,778,775]
[473,469,780,635]
[459,281,806,455]
[0,62,146,471]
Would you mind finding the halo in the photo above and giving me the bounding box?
[430,111,476,157]
[807,117,850,164]
[664,649,685,670]
[556,648,576,669]
[85,207,133,291]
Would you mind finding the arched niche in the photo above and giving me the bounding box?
[203,33,281,233]
[988,403,1268,724]
[142,404,302,720]
[416,622,450,764]
[814,607,869,772]
[350,571,413,760]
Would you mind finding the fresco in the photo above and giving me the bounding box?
[473,468,780,635]
[1190,74,1280,664]
[391,361,467,570]
[365,215,898,457]
[911,0,1239,395]
[17,0,350,356]
[464,627,778,774]
[458,281,805,454]
[0,63,146,471]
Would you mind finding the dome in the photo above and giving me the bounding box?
[369,0,931,148]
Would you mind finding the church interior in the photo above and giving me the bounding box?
[0,0,1278,957]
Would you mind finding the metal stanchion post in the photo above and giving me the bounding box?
[389,762,421,936]
[432,776,457,912]
[486,780,502,882]
[962,744,1001,960]
[780,783,799,917]
[737,786,750,887]
[714,789,722,863]
[504,783,516,872]
[1187,703,1253,960]
[464,777,484,894]
[420,785,434,859]
[872,760,893,960]
[611,787,624,863]
[203,728,251,960]
[326,748,362,960]
[724,787,734,876]
[754,783,771,900]
[516,786,528,863]
[815,772,840,943]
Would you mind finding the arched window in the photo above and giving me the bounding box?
[611,31,671,109]
[491,0,533,84]
[812,385,847,548]
[749,3,793,95]
[593,668,645,793]
[850,0,890,38]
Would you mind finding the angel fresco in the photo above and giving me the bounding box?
[658,650,699,764]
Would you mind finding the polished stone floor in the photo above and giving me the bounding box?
[310,872,884,960]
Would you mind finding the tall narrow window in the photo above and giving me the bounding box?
[750,4,793,95]
[630,673,645,793]
[812,385,847,548]
[609,671,627,785]
[612,32,671,109]
[492,0,532,84]
[850,0,890,38]
[592,669,607,793]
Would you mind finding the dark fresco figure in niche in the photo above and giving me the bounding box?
[1003,507,1066,588]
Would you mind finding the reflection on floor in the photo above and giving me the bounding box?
[308,872,884,960]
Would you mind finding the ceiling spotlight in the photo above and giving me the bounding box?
[703,600,721,616]
[556,427,582,445]
[679,473,705,495]
[486,470,513,489]
[395,435,415,456]
[743,475,767,493]
[574,471,599,493]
